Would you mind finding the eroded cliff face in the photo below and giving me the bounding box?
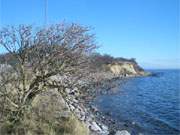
[108,62,144,76]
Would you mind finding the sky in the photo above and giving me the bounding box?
[0,0,179,69]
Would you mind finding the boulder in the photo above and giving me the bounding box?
[29,89,89,135]
[90,121,102,132]
[32,89,71,121]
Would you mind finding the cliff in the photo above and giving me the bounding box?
[89,53,146,77]
[0,53,146,135]
[108,62,145,76]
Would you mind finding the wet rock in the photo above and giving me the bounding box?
[101,125,108,131]
[91,105,98,112]
[90,121,102,132]
[115,130,131,135]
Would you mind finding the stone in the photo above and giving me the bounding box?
[74,87,78,91]
[80,115,86,121]
[81,110,86,116]
[73,98,78,103]
[91,105,98,112]
[65,88,71,93]
[90,121,102,131]
[74,109,82,119]
[86,116,92,122]
[69,104,75,111]
[101,124,108,131]
[115,130,131,135]
[32,89,71,120]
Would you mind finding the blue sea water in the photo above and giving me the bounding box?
[94,70,180,135]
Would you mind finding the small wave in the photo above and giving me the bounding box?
[136,110,180,134]
[95,70,180,134]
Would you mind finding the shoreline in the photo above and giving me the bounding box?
[83,70,180,135]
[59,70,150,135]
[79,74,145,134]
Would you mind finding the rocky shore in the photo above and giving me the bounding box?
[0,60,146,135]
[64,87,109,135]
[62,72,142,135]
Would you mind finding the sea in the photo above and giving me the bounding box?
[94,69,180,135]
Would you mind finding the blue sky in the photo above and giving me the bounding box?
[0,0,179,69]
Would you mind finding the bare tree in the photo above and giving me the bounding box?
[0,23,96,123]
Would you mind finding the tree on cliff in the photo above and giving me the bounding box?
[0,23,96,125]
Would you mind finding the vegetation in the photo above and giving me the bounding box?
[0,23,95,134]
[0,22,144,134]
[89,53,144,72]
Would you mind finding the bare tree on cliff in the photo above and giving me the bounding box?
[0,23,96,123]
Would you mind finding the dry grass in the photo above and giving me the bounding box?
[0,111,89,135]
[0,89,89,135]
